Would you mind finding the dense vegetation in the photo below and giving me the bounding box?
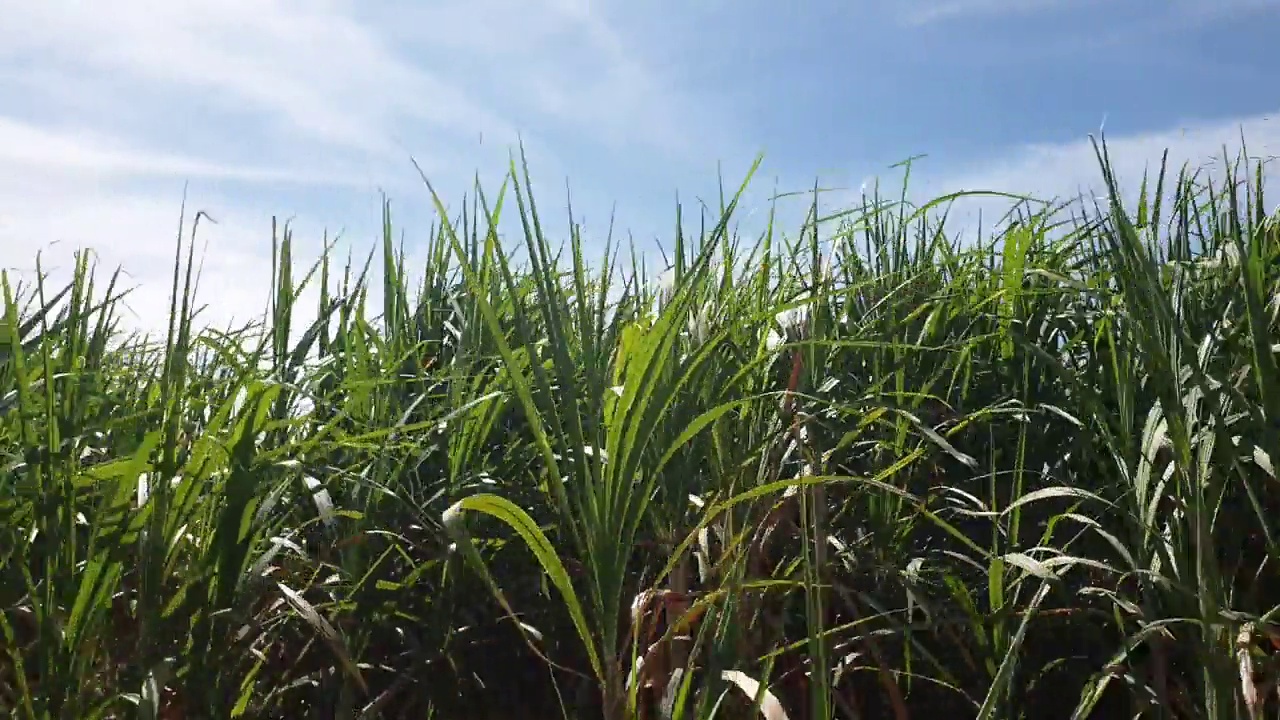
[2,139,1279,720]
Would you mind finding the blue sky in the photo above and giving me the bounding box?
[1,0,1277,333]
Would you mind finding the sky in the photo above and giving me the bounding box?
[1,0,1278,335]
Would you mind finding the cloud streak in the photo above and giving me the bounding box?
[0,0,734,337]
[935,111,1279,199]
[0,0,518,157]
[0,117,368,186]
[899,0,1069,25]
[898,0,1279,26]
[1,0,1274,340]
[885,110,1280,243]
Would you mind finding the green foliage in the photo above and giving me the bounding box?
[2,139,1280,720]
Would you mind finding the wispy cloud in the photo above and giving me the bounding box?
[900,0,1279,26]
[2,0,1274,340]
[0,117,365,186]
[899,0,1070,25]
[0,132,372,335]
[0,0,732,336]
[941,113,1277,194]
[365,0,727,159]
[905,110,1280,236]
[0,0,518,158]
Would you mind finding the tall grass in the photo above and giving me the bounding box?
[2,138,1279,719]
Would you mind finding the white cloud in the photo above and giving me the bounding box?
[0,0,724,340]
[929,111,1280,211]
[0,0,518,157]
[803,112,1280,249]
[900,0,1068,25]
[899,0,1279,26]
[8,0,1270,347]
[0,117,367,186]
[901,110,1280,237]
[364,0,724,159]
[0,152,375,337]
